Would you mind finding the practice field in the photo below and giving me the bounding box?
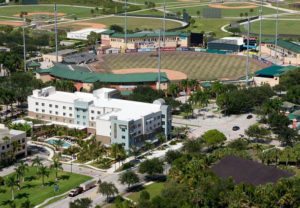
[57,16,183,31]
[0,167,91,208]
[0,5,94,19]
[98,52,267,80]
[241,19,300,35]
[169,4,282,17]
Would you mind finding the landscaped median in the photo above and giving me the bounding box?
[0,167,92,208]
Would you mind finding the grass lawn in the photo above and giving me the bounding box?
[184,18,234,37]
[100,51,265,81]
[127,182,165,202]
[0,167,92,208]
[241,19,300,35]
[169,5,281,17]
[131,8,164,16]
[86,16,182,30]
[0,5,94,18]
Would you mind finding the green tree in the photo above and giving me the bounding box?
[5,176,18,201]
[245,124,270,142]
[165,150,182,164]
[202,129,226,149]
[32,156,42,172]
[98,182,119,202]
[37,165,49,186]
[139,158,164,177]
[20,199,33,208]
[69,198,92,208]
[50,156,63,180]
[109,24,124,33]
[119,170,140,189]
[14,161,29,188]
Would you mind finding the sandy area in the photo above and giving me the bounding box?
[0,21,24,27]
[73,22,107,29]
[13,12,66,17]
[112,68,187,81]
[209,3,258,9]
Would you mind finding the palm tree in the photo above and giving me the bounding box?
[6,176,18,201]
[32,156,42,172]
[111,144,126,170]
[15,161,28,188]
[196,10,200,18]
[53,139,64,151]
[167,83,179,98]
[98,182,118,202]
[38,165,49,186]
[21,199,33,208]
[50,156,63,180]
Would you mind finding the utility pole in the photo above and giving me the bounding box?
[163,0,166,47]
[274,0,279,63]
[246,16,250,86]
[54,3,58,63]
[259,0,263,58]
[22,18,26,72]
[124,0,127,50]
[157,30,161,90]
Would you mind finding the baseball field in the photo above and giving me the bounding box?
[97,52,267,81]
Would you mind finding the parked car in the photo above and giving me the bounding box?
[247,115,253,119]
[69,187,83,197]
[232,126,240,131]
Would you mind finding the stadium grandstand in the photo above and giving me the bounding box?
[63,52,98,65]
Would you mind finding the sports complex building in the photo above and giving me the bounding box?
[28,87,171,150]
[100,30,190,50]
[35,64,169,92]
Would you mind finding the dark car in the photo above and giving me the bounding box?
[232,126,240,131]
[69,187,83,197]
[247,115,253,119]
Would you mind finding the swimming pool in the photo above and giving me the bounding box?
[46,138,72,149]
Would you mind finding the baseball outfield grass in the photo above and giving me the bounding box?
[100,51,266,80]
[241,19,300,35]
[0,5,94,19]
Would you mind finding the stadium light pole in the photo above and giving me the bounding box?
[54,3,58,63]
[246,15,250,87]
[259,0,263,58]
[163,0,166,47]
[157,29,161,90]
[124,0,128,50]
[22,18,26,72]
[274,0,279,64]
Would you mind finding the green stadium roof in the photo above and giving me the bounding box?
[27,61,41,67]
[36,64,169,83]
[264,40,300,54]
[111,31,189,39]
[255,65,298,77]
[288,110,300,120]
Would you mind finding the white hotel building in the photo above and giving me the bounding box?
[28,87,171,150]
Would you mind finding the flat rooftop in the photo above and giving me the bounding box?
[30,88,163,121]
[211,156,294,186]
[0,127,25,143]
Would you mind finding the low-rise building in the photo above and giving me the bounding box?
[207,37,244,52]
[28,87,172,150]
[101,31,190,50]
[67,28,107,41]
[253,65,299,87]
[0,124,27,159]
[42,49,77,64]
[260,40,300,65]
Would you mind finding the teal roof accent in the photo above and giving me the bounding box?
[111,31,189,39]
[288,110,300,120]
[263,40,300,54]
[255,65,298,77]
[101,30,115,35]
[27,61,41,67]
[36,64,169,83]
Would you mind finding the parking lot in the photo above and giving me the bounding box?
[173,112,258,142]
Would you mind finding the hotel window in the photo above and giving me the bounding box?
[42,109,45,113]
[77,115,80,118]
[77,121,80,124]
[63,113,66,116]
[69,120,72,123]
[50,117,52,120]
[36,108,39,112]
[35,102,39,105]
[63,106,66,109]
[69,114,73,117]
[42,103,45,106]
[97,111,100,115]
[55,105,58,108]
[122,136,125,139]
[55,112,58,115]
[49,104,52,107]
[83,122,86,126]
[91,117,94,120]
[83,116,86,119]
[49,110,52,114]
[69,107,72,110]
[91,110,94,113]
